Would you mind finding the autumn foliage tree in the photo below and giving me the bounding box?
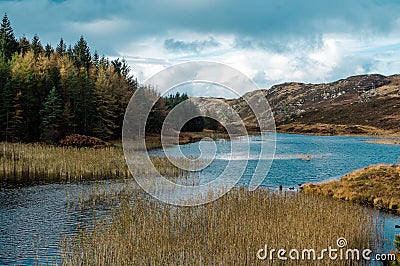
[0,14,138,142]
[0,14,204,143]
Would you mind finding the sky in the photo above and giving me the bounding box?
[2,0,400,98]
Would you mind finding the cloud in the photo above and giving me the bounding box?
[1,0,400,97]
[3,0,400,51]
[164,37,220,54]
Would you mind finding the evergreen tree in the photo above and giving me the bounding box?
[93,67,118,140]
[164,92,203,132]
[31,34,43,57]
[111,58,122,74]
[0,54,11,140]
[0,15,139,142]
[61,100,75,136]
[8,90,24,141]
[56,38,66,56]
[165,92,190,109]
[66,44,73,58]
[78,68,94,135]
[18,35,30,56]
[92,50,99,67]
[99,55,109,68]
[39,86,64,141]
[63,68,79,133]
[73,36,91,72]
[1,80,14,141]
[0,13,18,60]
[44,43,53,58]
[11,51,42,141]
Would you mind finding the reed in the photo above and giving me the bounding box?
[62,187,378,265]
[0,142,197,183]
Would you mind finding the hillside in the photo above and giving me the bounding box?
[190,74,400,135]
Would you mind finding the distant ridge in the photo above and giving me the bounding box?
[190,74,400,135]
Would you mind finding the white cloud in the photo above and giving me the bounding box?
[118,32,400,98]
[3,0,399,98]
[69,18,130,36]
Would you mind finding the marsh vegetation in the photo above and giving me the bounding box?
[302,164,400,214]
[61,187,379,265]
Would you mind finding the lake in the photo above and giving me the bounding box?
[1,133,400,264]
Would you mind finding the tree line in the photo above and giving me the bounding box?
[0,14,139,142]
[0,14,220,143]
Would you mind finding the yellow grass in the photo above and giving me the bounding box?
[0,142,196,183]
[62,187,378,265]
[365,139,400,145]
[277,122,399,136]
[302,164,400,214]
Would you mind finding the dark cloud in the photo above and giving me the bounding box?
[234,35,324,54]
[1,0,400,93]
[1,0,400,57]
[164,37,220,53]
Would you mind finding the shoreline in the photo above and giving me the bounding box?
[276,122,400,137]
[301,164,400,215]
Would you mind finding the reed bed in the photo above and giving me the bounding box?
[62,187,378,265]
[0,142,196,183]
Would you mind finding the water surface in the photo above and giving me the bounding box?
[1,133,400,264]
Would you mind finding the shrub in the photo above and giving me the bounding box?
[59,134,105,148]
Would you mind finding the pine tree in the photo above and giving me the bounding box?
[0,13,18,60]
[39,86,64,141]
[93,67,118,140]
[61,100,75,136]
[63,68,79,133]
[18,35,30,56]
[92,50,99,67]
[11,51,42,141]
[73,36,91,72]
[8,91,24,141]
[0,54,11,140]
[111,58,122,74]
[56,38,66,56]
[77,68,94,135]
[1,80,14,141]
[66,44,73,58]
[44,43,53,58]
[31,34,43,57]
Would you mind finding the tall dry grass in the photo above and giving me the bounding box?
[302,164,400,214]
[62,188,378,265]
[0,142,196,183]
[0,142,130,182]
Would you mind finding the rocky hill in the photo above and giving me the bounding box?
[190,74,400,135]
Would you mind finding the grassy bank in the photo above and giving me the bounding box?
[302,164,400,214]
[277,122,399,136]
[62,187,377,265]
[365,138,400,145]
